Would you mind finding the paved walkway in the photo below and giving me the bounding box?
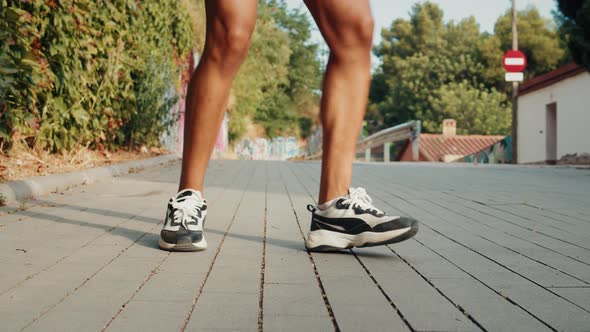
[1,160,589,331]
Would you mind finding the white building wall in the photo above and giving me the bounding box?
[517,71,590,164]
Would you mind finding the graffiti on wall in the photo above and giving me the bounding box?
[160,51,199,154]
[235,136,299,160]
[462,136,512,164]
[305,127,323,156]
[213,113,229,157]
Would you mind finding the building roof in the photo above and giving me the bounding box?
[418,134,505,162]
[519,62,587,97]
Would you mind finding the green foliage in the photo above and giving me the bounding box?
[229,0,322,141]
[493,7,566,79]
[427,81,511,135]
[556,0,590,70]
[231,4,291,141]
[369,2,567,136]
[476,7,566,91]
[371,3,487,134]
[0,0,194,152]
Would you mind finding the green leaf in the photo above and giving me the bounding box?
[71,108,90,125]
[52,98,66,113]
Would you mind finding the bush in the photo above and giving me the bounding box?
[0,0,194,152]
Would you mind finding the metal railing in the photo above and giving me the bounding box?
[301,120,421,162]
[357,120,421,162]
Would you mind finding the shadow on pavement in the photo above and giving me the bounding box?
[10,206,316,253]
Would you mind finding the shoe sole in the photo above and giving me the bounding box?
[159,237,208,252]
[305,225,418,252]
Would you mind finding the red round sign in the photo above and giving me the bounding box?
[503,50,527,72]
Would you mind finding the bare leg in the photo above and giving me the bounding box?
[179,0,257,192]
[304,0,374,204]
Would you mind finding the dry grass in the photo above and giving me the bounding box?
[0,142,169,183]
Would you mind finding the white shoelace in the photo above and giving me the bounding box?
[171,194,205,229]
[341,187,384,215]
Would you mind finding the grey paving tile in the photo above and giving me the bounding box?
[3,160,590,331]
[184,163,265,331]
[104,300,187,332]
[105,161,254,330]
[261,164,332,330]
[355,246,479,332]
[283,164,410,332]
[549,287,590,311]
[433,278,552,332]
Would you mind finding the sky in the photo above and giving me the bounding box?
[285,0,557,46]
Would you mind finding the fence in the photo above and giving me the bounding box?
[301,120,421,162]
[357,120,421,162]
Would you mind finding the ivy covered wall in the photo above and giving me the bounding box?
[0,0,195,152]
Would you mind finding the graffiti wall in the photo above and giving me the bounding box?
[305,126,323,157]
[160,86,186,154]
[235,136,299,160]
[160,51,199,154]
[462,136,512,164]
[213,113,229,157]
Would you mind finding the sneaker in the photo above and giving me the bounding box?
[159,189,208,251]
[305,187,419,251]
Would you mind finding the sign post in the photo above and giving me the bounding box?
[508,0,522,164]
[503,50,527,82]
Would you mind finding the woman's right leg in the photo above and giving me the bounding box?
[179,0,257,193]
[160,0,257,252]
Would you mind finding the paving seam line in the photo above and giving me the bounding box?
[281,163,340,331]
[355,176,559,330]
[258,164,269,332]
[353,165,585,323]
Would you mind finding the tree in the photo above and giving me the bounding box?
[477,34,505,91]
[493,7,566,79]
[230,8,291,141]
[229,0,322,141]
[555,0,590,70]
[370,2,492,134]
[427,81,511,135]
[368,2,568,136]
[257,0,322,139]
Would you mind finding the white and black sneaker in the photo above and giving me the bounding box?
[305,187,419,251]
[159,189,208,252]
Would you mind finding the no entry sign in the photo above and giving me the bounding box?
[503,50,527,82]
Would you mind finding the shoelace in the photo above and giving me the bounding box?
[341,187,384,215]
[171,194,205,229]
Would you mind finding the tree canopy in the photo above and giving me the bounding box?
[229,0,322,141]
[555,0,590,70]
[367,2,568,136]
[1,0,575,153]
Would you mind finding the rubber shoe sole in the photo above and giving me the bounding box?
[305,224,418,252]
[158,236,207,252]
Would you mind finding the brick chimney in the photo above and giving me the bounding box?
[442,119,456,137]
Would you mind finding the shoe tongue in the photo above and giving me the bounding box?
[176,189,202,200]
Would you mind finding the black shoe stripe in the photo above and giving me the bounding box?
[311,214,417,235]
[311,214,371,234]
[160,229,203,245]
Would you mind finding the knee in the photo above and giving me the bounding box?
[207,23,253,65]
[223,25,253,59]
[352,15,375,49]
[329,15,374,59]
